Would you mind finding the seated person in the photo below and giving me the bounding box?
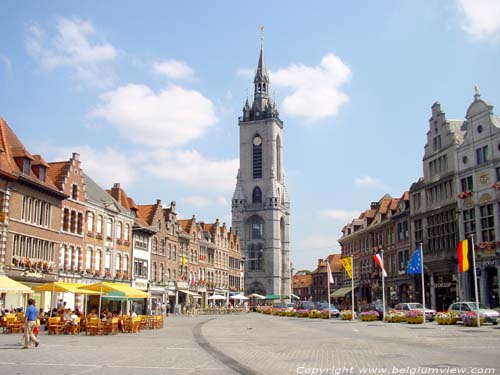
[129,310,137,318]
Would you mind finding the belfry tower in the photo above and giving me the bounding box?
[232,42,291,299]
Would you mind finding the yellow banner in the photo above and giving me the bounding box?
[340,256,353,279]
[181,256,186,266]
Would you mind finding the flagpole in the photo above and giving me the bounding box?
[470,234,480,327]
[420,242,425,325]
[327,267,331,319]
[351,255,355,321]
[381,248,385,322]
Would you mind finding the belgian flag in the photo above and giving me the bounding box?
[457,238,473,272]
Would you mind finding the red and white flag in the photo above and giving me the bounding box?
[372,252,387,278]
[326,261,334,284]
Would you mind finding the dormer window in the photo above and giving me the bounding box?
[22,158,31,174]
[39,166,46,182]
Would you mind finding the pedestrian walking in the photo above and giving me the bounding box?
[23,298,39,349]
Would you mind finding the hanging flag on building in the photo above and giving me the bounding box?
[457,238,472,272]
[339,256,353,279]
[406,246,423,275]
[181,256,187,266]
[372,251,387,278]
[326,260,334,284]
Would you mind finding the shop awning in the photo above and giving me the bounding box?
[0,275,32,294]
[179,290,201,297]
[78,282,149,298]
[331,286,355,298]
[33,282,100,295]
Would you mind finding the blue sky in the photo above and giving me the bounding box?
[1,1,500,271]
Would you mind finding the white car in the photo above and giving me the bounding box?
[395,302,436,321]
[448,302,499,324]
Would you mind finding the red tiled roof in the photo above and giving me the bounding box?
[0,117,62,194]
[47,161,69,190]
[137,204,156,225]
[293,274,312,288]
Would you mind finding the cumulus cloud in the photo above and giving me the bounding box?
[48,145,136,188]
[271,53,351,122]
[455,0,500,41]
[141,149,239,192]
[320,209,360,222]
[26,18,117,87]
[182,195,229,209]
[237,67,254,79]
[294,234,341,253]
[90,84,217,147]
[354,176,386,189]
[1,56,12,74]
[153,59,195,81]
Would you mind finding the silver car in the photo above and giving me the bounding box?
[395,302,436,321]
[448,302,500,324]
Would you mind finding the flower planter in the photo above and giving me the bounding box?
[463,318,484,327]
[406,317,424,324]
[341,313,352,320]
[361,315,377,321]
[436,317,458,325]
[385,316,404,323]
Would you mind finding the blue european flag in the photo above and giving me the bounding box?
[406,246,422,275]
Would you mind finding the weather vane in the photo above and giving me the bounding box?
[259,25,265,45]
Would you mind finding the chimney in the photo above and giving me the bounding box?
[72,152,80,161]
[156,199,162,206]
[113,183,121,189]
[170,201,176,213]
[370,201,379,210]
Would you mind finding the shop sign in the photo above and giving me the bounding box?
[134,281,148,290]
[177,281,188,289]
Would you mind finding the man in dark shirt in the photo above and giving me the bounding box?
[23,298,39,348]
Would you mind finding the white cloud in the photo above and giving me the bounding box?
[455,0,500,41]
[237,68,254,79]
[26,18,117,87]
[1,56,12,74]
[320,209,360,222]
[182,195,229,209]
[153,59,195,81]
[90,84,217,147]
[294,234,341,253]
[271,53,351,122]
[48,145,136,188]
[141,149,238,192]
[354,175,386,189]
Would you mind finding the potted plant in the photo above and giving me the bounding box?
[340,310,353,320]
[296,309,309,318]
[435,312,458,325]
[360,310,379,321]
[385,310,405,323]
[308,309,320,319]
[286,309,297,317]
[320,309,330,319]
[405,309,424,324]
[460,311,484,327]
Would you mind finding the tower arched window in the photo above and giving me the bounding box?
[252,187,262,203]
[248,215,264,240]
[252,135,262,179]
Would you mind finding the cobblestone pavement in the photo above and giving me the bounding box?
[0,314,499,375]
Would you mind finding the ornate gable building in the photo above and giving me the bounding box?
[232,45,291,298]
[0,117,67,310]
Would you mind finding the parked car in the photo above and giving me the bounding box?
[286,303,295,312]
[295,301,316,311]
[314,302,340,317]
[448,302,499,324]
[360,302,390,320]
[394,302,436,321]
[272,302,287,309]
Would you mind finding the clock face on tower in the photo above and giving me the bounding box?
[253,136,262,146]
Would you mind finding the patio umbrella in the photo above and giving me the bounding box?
[207,294,226,300]
[230,294,249,300]
[247,293,265,300]
[0,275,32,294]
[33,282,100,312]
[78,282,148,316]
